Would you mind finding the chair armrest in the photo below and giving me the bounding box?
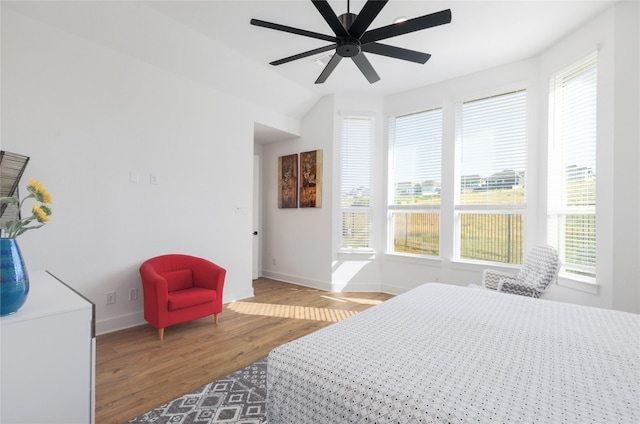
[139,264,169,297]
[139,263,170,327]
[191,259,227,294]
[500,279,544,298]
[482,269,517,291]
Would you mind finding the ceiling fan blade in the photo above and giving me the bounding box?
[270,45,337,66]
[315,53,342,84]
[362,43,431,64]
[311,0,350,38]
[360,9,452,44]
[348,0,388,39]
[251,18,336,42]
[352,53,380,84]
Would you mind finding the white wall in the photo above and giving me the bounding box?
[331,95,385,292]
[1,7,302,333]
[260,94,387,292]
[611,0,640,313]
[261,96,335,289]
[262,2,639,312]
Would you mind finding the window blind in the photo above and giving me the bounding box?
[389,108,442,205]
[341,117,373,249]
[456,90,527,264]
[458,90,527,206]
[548,52,598,277]
[387,109,442,257]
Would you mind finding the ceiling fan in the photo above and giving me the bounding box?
[250,0,452,84]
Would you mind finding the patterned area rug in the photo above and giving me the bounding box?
[127,358,267,424]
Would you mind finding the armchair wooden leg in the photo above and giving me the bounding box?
[213,314,219,324]
[158,328,164,341]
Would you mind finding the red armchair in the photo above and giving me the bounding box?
[139,254,226,340]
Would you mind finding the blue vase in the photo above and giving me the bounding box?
[0,238,30,316]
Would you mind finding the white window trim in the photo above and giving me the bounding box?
[547,51,598,284]
[454,89,528,264]
[387,108,443,258]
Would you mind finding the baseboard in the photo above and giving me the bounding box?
[261,271,388,293]
[381,282,412,296]
[96,311,146,336]
[232,288,257,302]
[95,288,257,336]
[261,270,333,291]
[330,281,382,292]
[95,280,394,335]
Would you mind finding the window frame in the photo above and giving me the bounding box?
[453,89,529,265]
[387,107,443,258]
[547,52,598,282]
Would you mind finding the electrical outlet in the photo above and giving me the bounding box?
[129,288,138,301]
[105,291,116,305]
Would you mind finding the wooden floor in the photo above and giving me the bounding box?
[95,278,393,424]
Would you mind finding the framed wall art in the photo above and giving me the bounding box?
[278,153,298,208]
[299,149,322,208]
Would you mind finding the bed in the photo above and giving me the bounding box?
[266,283,640,423]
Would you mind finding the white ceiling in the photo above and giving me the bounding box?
[3,0,618,143]
[146,0,617,96]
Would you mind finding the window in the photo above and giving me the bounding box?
[388,108,442,256]
[548,52,597,279]
[340,116,374,250]
[455,90,527,264]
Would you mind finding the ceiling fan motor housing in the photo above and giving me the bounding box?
[336,12,361,57]
[337,37,361,57]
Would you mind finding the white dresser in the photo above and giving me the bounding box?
[0,271,95,424]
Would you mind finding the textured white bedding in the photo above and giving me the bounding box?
[266,283,640,423]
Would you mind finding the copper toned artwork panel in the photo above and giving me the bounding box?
[300,150,322,208]
[278,154,298,208]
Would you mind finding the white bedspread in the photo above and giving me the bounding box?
[266,283,640,423]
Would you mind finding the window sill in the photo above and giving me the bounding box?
[338,250,376,260]
[450,259,520,273]
[556,273,599,295]
[450,261,599,295]
[383,253,442,265]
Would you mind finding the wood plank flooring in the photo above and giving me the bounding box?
[95,278,393,424]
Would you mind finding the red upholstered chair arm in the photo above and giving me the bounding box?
[140,262,170,328]
[191,258,226,295]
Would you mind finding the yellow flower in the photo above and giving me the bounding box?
[1,179,53,238]
[27,179,52,204]
[32,204,51,223]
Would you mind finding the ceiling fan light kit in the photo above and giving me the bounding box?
[250,0,452,84]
